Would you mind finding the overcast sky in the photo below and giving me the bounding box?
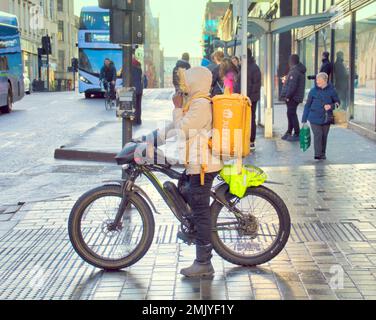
[74,0,228,58]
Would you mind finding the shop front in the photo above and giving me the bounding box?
[296,0,376,132]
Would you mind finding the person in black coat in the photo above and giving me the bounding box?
[246,49,262,149]
[307,51,333,80]
[334,51,349,109]
[208,51,225,96]
[99,58,117,100]
[172,53,191,93]
[132,58,144,125]
[320,52,333,78]
[280,54,307,141]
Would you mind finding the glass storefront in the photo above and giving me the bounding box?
[317,27,332,76]
[333,16,351,110]
[304,34,316,93]
[354,2,376,129]
[297,0,376,131]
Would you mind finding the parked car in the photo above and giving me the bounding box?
[24,74,30,95]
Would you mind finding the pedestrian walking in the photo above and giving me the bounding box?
[280,54,307,141]
[246,49,262,150]
[143,74,148,89]
[308,51,333,80]
[219,58,240,94]
[231,56,240,70]
[172,53,191,93]
[132,57,144,125]
[334,51,349,109]
[208,51,225,96]
[302,72,340,160]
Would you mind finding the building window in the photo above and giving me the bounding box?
[57,0,63,12]
[58,21,64,41]
[50,0,54,19]
[333,15,351,110]
[354,2,376,129]
[58,50,65,72]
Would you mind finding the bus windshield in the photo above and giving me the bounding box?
[79,48,122,77]
[0,25,22,76]
[80,11,110,30]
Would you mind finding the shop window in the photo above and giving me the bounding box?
[317,27,332,77]
[305,34,316,92]
[333,16,351,110]
[354,2,376,128]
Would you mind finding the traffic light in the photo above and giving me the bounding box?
[98,0,136,11]
[42,35,51,55]
[98,0,145,44]
[203,36,212,59]
[71,58,78,72]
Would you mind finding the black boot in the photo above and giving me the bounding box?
[180,244,215,278]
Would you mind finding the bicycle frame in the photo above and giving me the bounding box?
[110,162,245,230]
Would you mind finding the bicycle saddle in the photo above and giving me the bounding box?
[115,142,169,166]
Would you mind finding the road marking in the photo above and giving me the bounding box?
[0,141,13,149]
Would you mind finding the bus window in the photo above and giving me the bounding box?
[80,12,110,30]
[0,56,9,71]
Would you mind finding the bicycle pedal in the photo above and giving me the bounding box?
[177,231,196,245]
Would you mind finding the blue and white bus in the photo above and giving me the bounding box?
[78,6,122,98]
[0,11,24,113]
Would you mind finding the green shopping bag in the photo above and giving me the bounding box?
[220,165,267,198]
[300,124,311,152]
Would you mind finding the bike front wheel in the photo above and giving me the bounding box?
[68,184,155,270]
[211,185,291,266]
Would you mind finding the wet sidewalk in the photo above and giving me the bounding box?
[0,163,376,300]
[56,89,376,167]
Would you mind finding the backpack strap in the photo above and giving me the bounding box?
[182,93,211,114]
[181,93,211,185]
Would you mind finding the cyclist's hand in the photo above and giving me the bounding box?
[172,93,183,108]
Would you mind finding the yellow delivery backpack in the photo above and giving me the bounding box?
[211,91,252,161]
[182,88,252,184]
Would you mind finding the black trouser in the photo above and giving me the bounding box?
[250,100,258,143]
[103,81,116,100]
[311,123,330,157]
[187,172,218,246]
[135,93,142,124]
[286,100,300,135]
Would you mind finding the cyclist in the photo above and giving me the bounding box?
[99,58,117,100]
[143,67,224,277]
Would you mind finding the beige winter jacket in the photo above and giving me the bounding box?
[158,67,224,175]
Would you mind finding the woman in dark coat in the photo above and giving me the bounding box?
[132,58,143,125]
[302,72,340,160]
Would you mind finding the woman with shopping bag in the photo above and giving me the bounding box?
[302,72,340,160]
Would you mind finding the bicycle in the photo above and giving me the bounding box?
[68,142,291,270]
[101,79,116,111]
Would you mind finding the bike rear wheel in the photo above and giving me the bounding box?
[211,185,290,266]
[68,184,155,270]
